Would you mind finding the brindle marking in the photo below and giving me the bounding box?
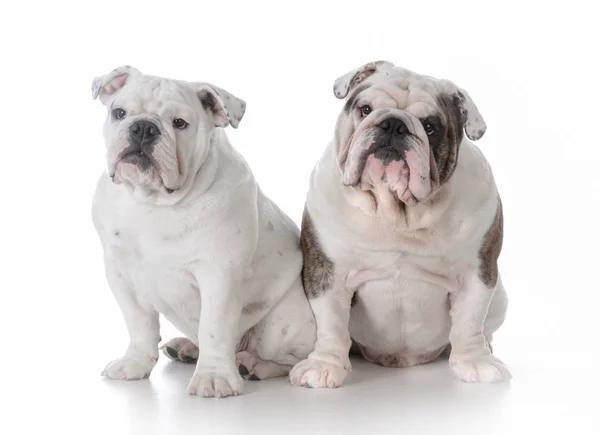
[478,197,504,287]
[428,93,465,187]
[300,207,334,299]
[343,84,369,113]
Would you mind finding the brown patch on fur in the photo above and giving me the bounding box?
[479,197,504,287]
[429,94,465,188]
[300,207,334,299]
[343,84,369,113]
[242,301,267,315]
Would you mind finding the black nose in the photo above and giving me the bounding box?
[129,120,161,146]
[377,118,408,137]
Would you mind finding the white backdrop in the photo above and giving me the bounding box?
[1,1,598,434]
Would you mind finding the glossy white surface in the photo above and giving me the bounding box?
[5,311,597,435]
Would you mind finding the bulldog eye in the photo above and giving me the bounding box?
[360,105,372,117]
[173,118,188,129]
[424,122,436,135]
[112,108,126,120]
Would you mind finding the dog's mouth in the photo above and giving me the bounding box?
[348,142,432,206]
[349,144,405,187]
[371,146,403,164]
[111,151,177,194]
[118,151,156,171]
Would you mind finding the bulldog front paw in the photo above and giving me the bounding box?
[289,358,350,388]
[449,353,511,383]
[101,355,157,380]
[187,368,244,398]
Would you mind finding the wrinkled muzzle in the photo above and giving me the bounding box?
[107,117,181,193]
[342,109,432,204]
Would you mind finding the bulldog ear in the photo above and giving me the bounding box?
[333,60,395,99]
[91,65,142,106]
[452,87,487,141]
[194,83,246,129]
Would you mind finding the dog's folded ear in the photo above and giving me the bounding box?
[92,66,142,106]
[333,61,395,99]
[455,88,487,141]
[192,83,246,129]
[441,80,487,141]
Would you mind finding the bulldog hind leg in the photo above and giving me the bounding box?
[236,351,292,380]
[237,286,316,381]
[161,337,199,363]
[482,276,508,354]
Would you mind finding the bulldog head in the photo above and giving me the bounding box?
[92,65,246,196]
[333,61,486,206]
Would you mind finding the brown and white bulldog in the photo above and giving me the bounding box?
[289,61,510,388]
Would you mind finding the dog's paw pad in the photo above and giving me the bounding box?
[180,355,197,364]
[238,364,250,377]
[164,347,179,360]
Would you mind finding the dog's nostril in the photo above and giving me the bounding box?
[379,119,391,131]
[378,118,407,136]
[129,120,161,140]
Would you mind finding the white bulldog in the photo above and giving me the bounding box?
[91,66,315,398]
[289,61,510,388]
